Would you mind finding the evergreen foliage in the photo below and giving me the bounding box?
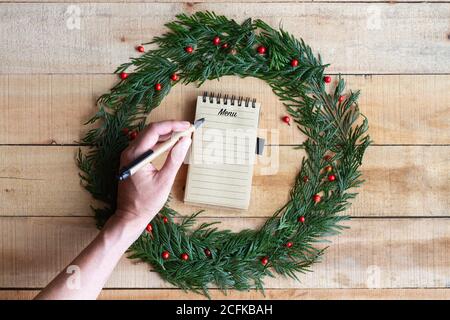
[77,12,370,297]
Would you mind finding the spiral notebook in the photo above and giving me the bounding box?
[184,92,262,210]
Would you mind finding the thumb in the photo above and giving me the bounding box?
[158,136,192,183]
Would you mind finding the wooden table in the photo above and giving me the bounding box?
[0,1,449,300]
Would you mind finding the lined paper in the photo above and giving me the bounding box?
[184,95,261,210]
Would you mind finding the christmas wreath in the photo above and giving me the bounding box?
[77,12,370,297]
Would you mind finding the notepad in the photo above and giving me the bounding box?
[184,92,261,210]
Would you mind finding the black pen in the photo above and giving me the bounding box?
[117,118,205,181]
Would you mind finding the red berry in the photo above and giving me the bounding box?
[286,242,293,248]
[204,248,212,257]
[213,36,220,46]
[181,253,189,261]
[129,131,138,140]
[155,83,162,91]
[338,95,345,103]
[313,194,321,204]
[146,223,153,233]
[303,176,309,183]
[185,46,193,53]
[136,45,145,53]
[324,165,333,173]
[328,174,336,182]
[282,115,291,126]
[260,256,269,266]
[162,251,170,260]
[170,73,179,81]
[324,76,332,83]
[323,155,332,161]
[257,45,266,54]
[119,72,128,80]
[298,216,305,223]
[290,59,299,67]
[122,128,129,135]
[221,43,229,49]
[162,216,169,224]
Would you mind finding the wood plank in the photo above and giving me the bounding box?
[0,0,446,3]
[1,288,449,300]
[0,75,111,145]
[0,3,448,74]
[0,146,448,217]
[1,75,449,145]
[0,217,448,289]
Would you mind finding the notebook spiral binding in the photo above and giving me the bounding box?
[202,91,256,108]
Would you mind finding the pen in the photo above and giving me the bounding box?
[117,118,205,181]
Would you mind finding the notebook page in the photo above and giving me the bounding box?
[184,95,261,209]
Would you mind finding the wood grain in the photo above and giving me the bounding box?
[0,0,447,3]
[0,146,450,217]
[0,4,449,74]
[0,145,448,217]
[1,289,449,300]
[1,75,449,145]
[0,217,448,289]
[0,0,448,300]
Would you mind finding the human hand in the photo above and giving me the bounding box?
[114,120,192,230]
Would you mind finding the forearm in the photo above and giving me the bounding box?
[35,214,145,300]
[36,121,190,300]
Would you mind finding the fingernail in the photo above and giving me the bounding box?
[172,137,191,161]
[182,121,191,127]
[181,136,192,147]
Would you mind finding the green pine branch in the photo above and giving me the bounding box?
[77,11,370,297]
